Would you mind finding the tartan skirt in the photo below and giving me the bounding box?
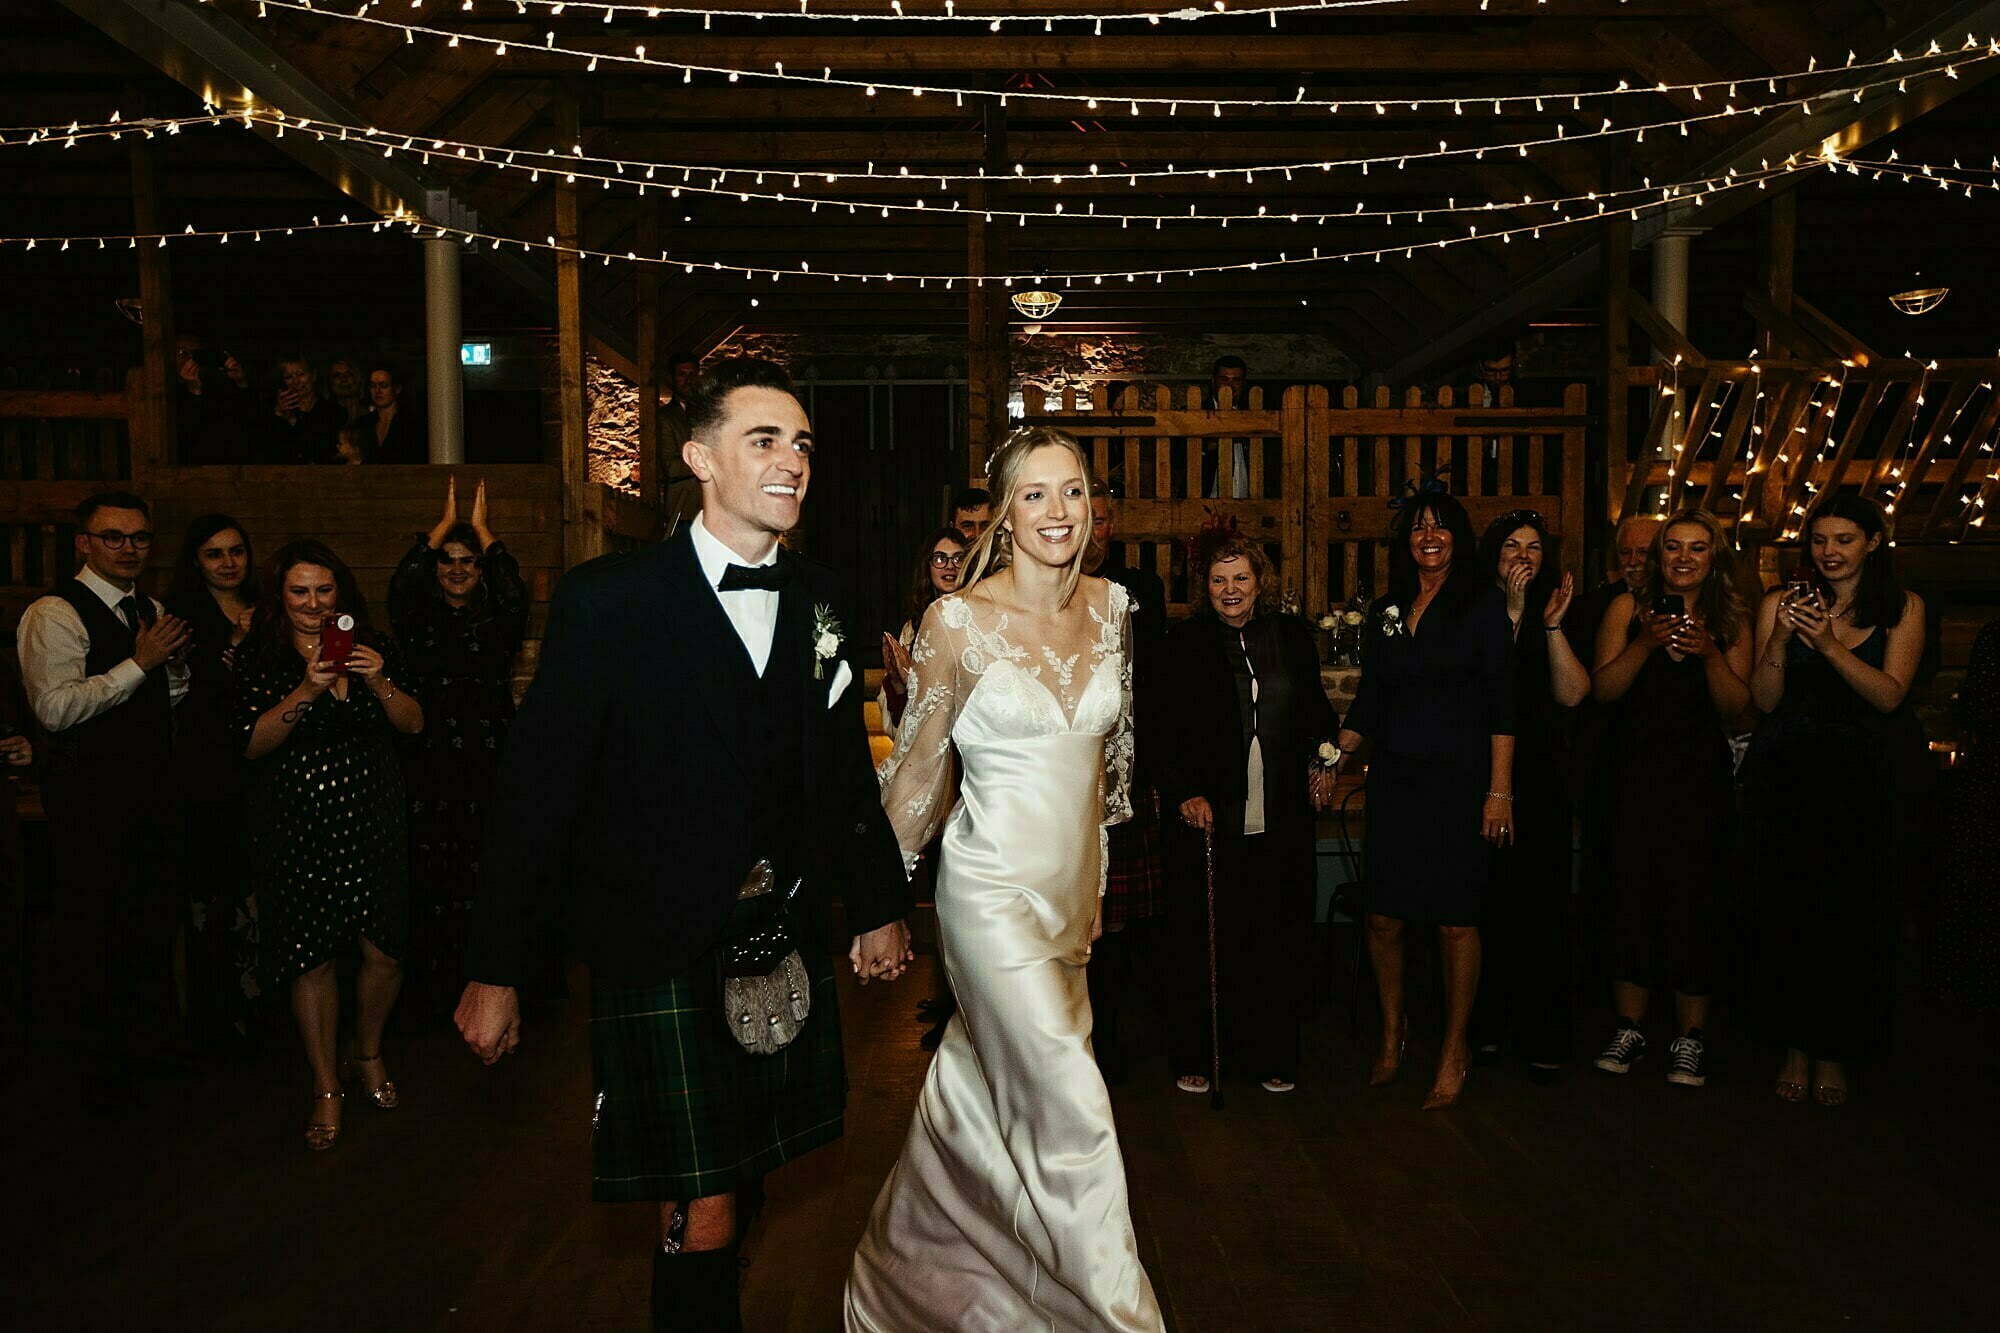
[588,952,845,1204]
[1103,791,1164,931]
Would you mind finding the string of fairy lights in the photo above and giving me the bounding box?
[229,0,1995,119]
[4,109,1908,233]
[278,0,1420,31]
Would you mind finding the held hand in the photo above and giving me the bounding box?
[1671,616,1717,660]
[880,632,914,695]
[132,614,192,672]
[347,643,387,682]
[1481,793,1514,847]
[850,920,914,985]
[0,734,32,768]
[1178,796,1214,832]
[455,982,522,1064]
[1309,767,1336,812]
[1543,572,1575,629]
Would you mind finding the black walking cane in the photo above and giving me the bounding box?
[1204,826,1224,1111]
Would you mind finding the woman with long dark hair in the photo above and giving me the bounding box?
[1335,490,1515,1109]
[1590,508,1752,1090]
[1471,510,1591,1082]
[878,525,969,731]
[1746,496,1926,1105]
[1154,534,1338,1095]
[388,479,529,997]
[165,516,263,1048]
[236,540,423,1149]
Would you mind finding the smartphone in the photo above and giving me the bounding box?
[318,614,356,674]
[1652,593,1685,617]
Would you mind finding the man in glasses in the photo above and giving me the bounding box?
[16,490,191,1110]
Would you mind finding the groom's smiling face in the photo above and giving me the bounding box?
[685,384,814,542]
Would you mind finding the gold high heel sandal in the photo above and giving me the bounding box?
[350,1053,399,1109]
[305,1090,344,1151]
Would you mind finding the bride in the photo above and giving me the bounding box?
[846,427,1164,1331]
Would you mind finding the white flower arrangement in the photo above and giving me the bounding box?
[1379,605,1405,638]
[1341,609,1366,627]
[812,604,843,679]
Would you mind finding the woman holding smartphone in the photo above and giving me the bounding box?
[1590,508,1751,1090]
[1746,497,1925,1106]
[236,541,423,1150]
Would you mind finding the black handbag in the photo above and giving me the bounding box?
[717,860,811,1056]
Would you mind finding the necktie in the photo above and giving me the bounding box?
[718,561,791,593]
[117,595,147,635]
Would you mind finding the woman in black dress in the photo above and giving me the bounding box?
[237,540,424,1149]
[1590,508,1751,1090]
[1472,511,1591,1082]
[1156,535,1338,1094]
[165,516,262,1049]
[1336,491,1515,1109]
[1746,497,1927,1105]
[389,479,529,996]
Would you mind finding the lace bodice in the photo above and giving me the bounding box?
[879,577,1134,873]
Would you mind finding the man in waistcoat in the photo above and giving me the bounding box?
[17,490,190,1108]
[458,358,911,1330]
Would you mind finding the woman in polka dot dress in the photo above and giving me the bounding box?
[237,540,424,1150]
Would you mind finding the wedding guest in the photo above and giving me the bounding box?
[1745,498,1927,1106]
[654,351,701,527]
[328,358,368,426]
[367,362,428,463]
[950,486,992,542]
[17,491,191,1108]
[1158,535,1337,1094]
[176,337,254,465]
[237,541,423,1149]
[334,422,370,466]
[389,479,529,998]
[1336,490,1514,1109]
[1083,483,1168,1081]
[879,526,969,732]
[165,516,263,1051]
[1590,509,1751,1090]
[0,663,35,1054]
[1471,511,1590,1082]
[1933,617,2000,1018]
[269,355,343,465]
[1202,356,1252,498]
[1575,515,1662,651]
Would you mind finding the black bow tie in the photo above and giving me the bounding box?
[718,560,792,593]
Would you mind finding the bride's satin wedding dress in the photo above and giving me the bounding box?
[846,578,1163,1332]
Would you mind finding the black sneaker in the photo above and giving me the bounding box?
[1666,1032,1708,1088]
[1593,1023,1647,1075]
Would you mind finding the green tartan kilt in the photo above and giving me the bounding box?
[588,950,845,1204]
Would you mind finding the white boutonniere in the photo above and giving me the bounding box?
[812,604,843,679]
[1379,605,1405,638]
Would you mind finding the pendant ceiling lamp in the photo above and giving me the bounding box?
[1889,273,1948,315]
[1011,287,1063,319]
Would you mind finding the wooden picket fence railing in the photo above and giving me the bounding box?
[1025,381,1589,618]
[1617,358,2000,544]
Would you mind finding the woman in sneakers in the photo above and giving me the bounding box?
[1745,497,1927,1105]
[1590,509,1753,1088]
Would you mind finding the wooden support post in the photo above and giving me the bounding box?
[1758,189,1797,357]
[129,138,174,479]
[556,102,602,571]
[964,104,1009,484]
[1602,212,1632,528]
[636,210,662,519]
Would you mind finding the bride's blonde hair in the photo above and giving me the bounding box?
[956,426,1096,608]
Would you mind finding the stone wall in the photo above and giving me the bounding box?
[585,354,640,496]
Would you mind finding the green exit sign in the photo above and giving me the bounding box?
[460,342,493,366]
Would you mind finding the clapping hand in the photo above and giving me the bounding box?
[471,479,495,551]
[428,476,459,549]
[132,613,191,672]
[1543,571,1575,629]
[880,632,914,699]
[1503,560,1534,619]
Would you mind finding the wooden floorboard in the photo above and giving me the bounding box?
[8,923,1996,1331]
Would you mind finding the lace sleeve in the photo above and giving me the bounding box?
[1100,584,1135,831]
[877,598,967,876]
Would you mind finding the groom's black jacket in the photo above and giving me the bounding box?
[465,528,910,989]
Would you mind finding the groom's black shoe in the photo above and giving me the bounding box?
[651,1246,744,1332]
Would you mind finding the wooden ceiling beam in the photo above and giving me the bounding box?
[1590,21,1742,138]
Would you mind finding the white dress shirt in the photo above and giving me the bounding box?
[17,564,190,733]
[689,512,781,677]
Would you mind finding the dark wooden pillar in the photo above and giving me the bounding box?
[636,209,662,521]
[1602,213,1633,526]
[1757,189,1797,356]
[129,138,174,477]
[964,104,1009,484]
[556,101,601,570]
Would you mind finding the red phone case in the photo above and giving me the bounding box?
[319,616,355,673]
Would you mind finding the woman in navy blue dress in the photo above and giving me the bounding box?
[1336,491,1515,1109]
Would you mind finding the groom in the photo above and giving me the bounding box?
[457,357,913,1330]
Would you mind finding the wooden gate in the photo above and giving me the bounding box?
[1027,381,1588,619]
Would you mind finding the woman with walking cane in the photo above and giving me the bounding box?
[1154,531,1338,1097]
